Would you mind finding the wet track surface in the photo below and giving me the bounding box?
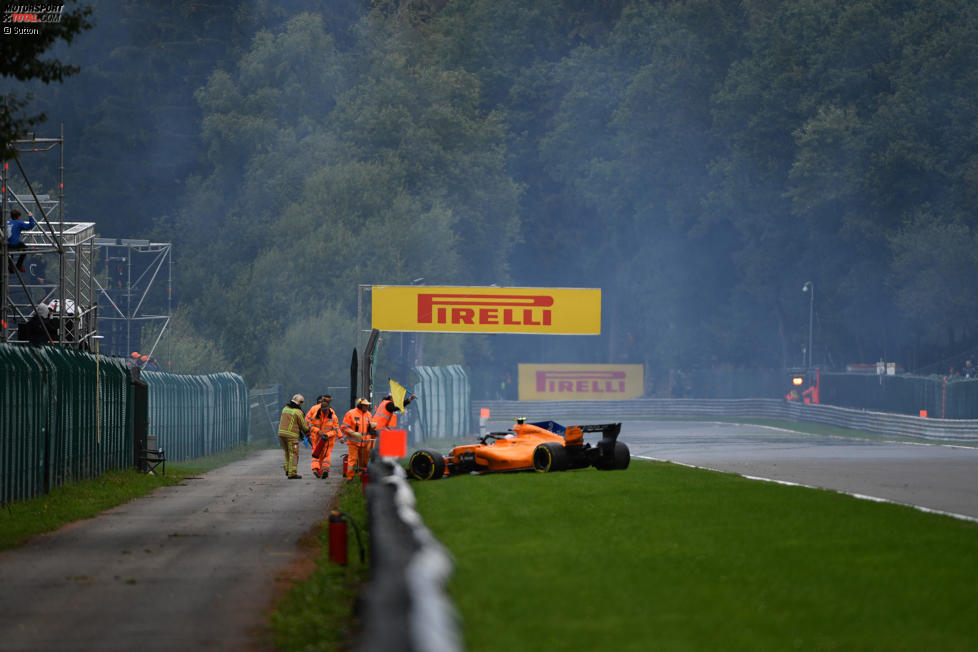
[618,420,978,520]
[0,448,343,652]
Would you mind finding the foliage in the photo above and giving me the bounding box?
[165,307,233,375]
[0,0,93,156]
[174,9,520,389]
[17,0,978,386]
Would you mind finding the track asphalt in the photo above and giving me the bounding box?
[0,446,344,652]
[621,420,978,521]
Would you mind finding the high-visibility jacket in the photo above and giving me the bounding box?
[373,399,398,429]
[306,404,340,436]
[278,404,310,439]
[341,407,374,444]
[802,385,820,404]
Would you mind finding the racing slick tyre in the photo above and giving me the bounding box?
[594,441,631,471]
[595,441,630,471]
[408,449,446,480]
[533,442,570,473]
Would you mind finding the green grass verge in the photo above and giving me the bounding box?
[412,460,978,652]
[270,479,369,652]
[0,442,267,551]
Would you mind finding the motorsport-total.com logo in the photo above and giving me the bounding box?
[3,3,64,35]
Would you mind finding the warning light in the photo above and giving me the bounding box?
[791,376,805,386]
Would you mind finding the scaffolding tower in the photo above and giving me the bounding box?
[2,129,98,349]
[95,238,172,367]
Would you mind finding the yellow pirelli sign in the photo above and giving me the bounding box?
[371,286,601,334]
[519,364,644,400]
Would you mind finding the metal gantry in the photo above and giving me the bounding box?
[2,128,99,349]
[94,239,172,368]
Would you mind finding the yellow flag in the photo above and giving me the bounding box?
[390,378,408,412]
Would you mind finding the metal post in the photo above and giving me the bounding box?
[803,281,814,368]
[167,242,172,370]
[1,156,7,343]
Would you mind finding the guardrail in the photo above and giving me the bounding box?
[471,399,978,444]
[359,458,462,652]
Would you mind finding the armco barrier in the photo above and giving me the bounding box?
[359,458,461,652]
[470,399,978,444]
[143,371,250,462]
[1,344,133,505]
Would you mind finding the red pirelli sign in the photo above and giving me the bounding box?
[519,364,644,400]
[371,286,601,334]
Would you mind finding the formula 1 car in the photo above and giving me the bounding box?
[407,418,629,480]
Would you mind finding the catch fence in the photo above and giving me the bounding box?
[1,343,249,505]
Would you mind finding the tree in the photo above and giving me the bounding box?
[0,0,92,156]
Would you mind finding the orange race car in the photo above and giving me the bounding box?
[406,418,629,480]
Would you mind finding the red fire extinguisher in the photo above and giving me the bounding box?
[328,510,347,565]
[328,509,365,566]
[342,454,348,477]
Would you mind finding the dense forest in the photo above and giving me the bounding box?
[6,0,978,394]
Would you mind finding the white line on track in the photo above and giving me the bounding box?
[699,420,978,450]
[635,455,978,524]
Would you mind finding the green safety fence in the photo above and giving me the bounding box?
[0,344,133,505]
[2,342,250,504]
[142,371,250,462]
[820,372,978,419]
[412,365,470,441]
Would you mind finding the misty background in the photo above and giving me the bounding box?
[8,0,978,397]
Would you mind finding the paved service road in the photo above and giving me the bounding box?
[620,420,978,520]
[0,448,344,652]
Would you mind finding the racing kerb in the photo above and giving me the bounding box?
[358,458,462,652]
[470,399,978,443]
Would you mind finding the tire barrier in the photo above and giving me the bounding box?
[358,458,462,652]
[471,399,978,444]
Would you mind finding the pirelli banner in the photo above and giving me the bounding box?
[371,286,601,335]
[519,363,644,401]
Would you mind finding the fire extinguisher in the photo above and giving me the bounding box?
[342,453,349,477]
[328,509,365,566]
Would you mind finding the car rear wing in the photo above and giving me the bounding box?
[562,423,622,448]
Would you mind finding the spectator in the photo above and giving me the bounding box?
[964,359,976,379]
[6,209,36,273]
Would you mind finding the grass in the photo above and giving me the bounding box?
[412,460,978,652]
[0,441,268,550]
[269,479,370,652]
